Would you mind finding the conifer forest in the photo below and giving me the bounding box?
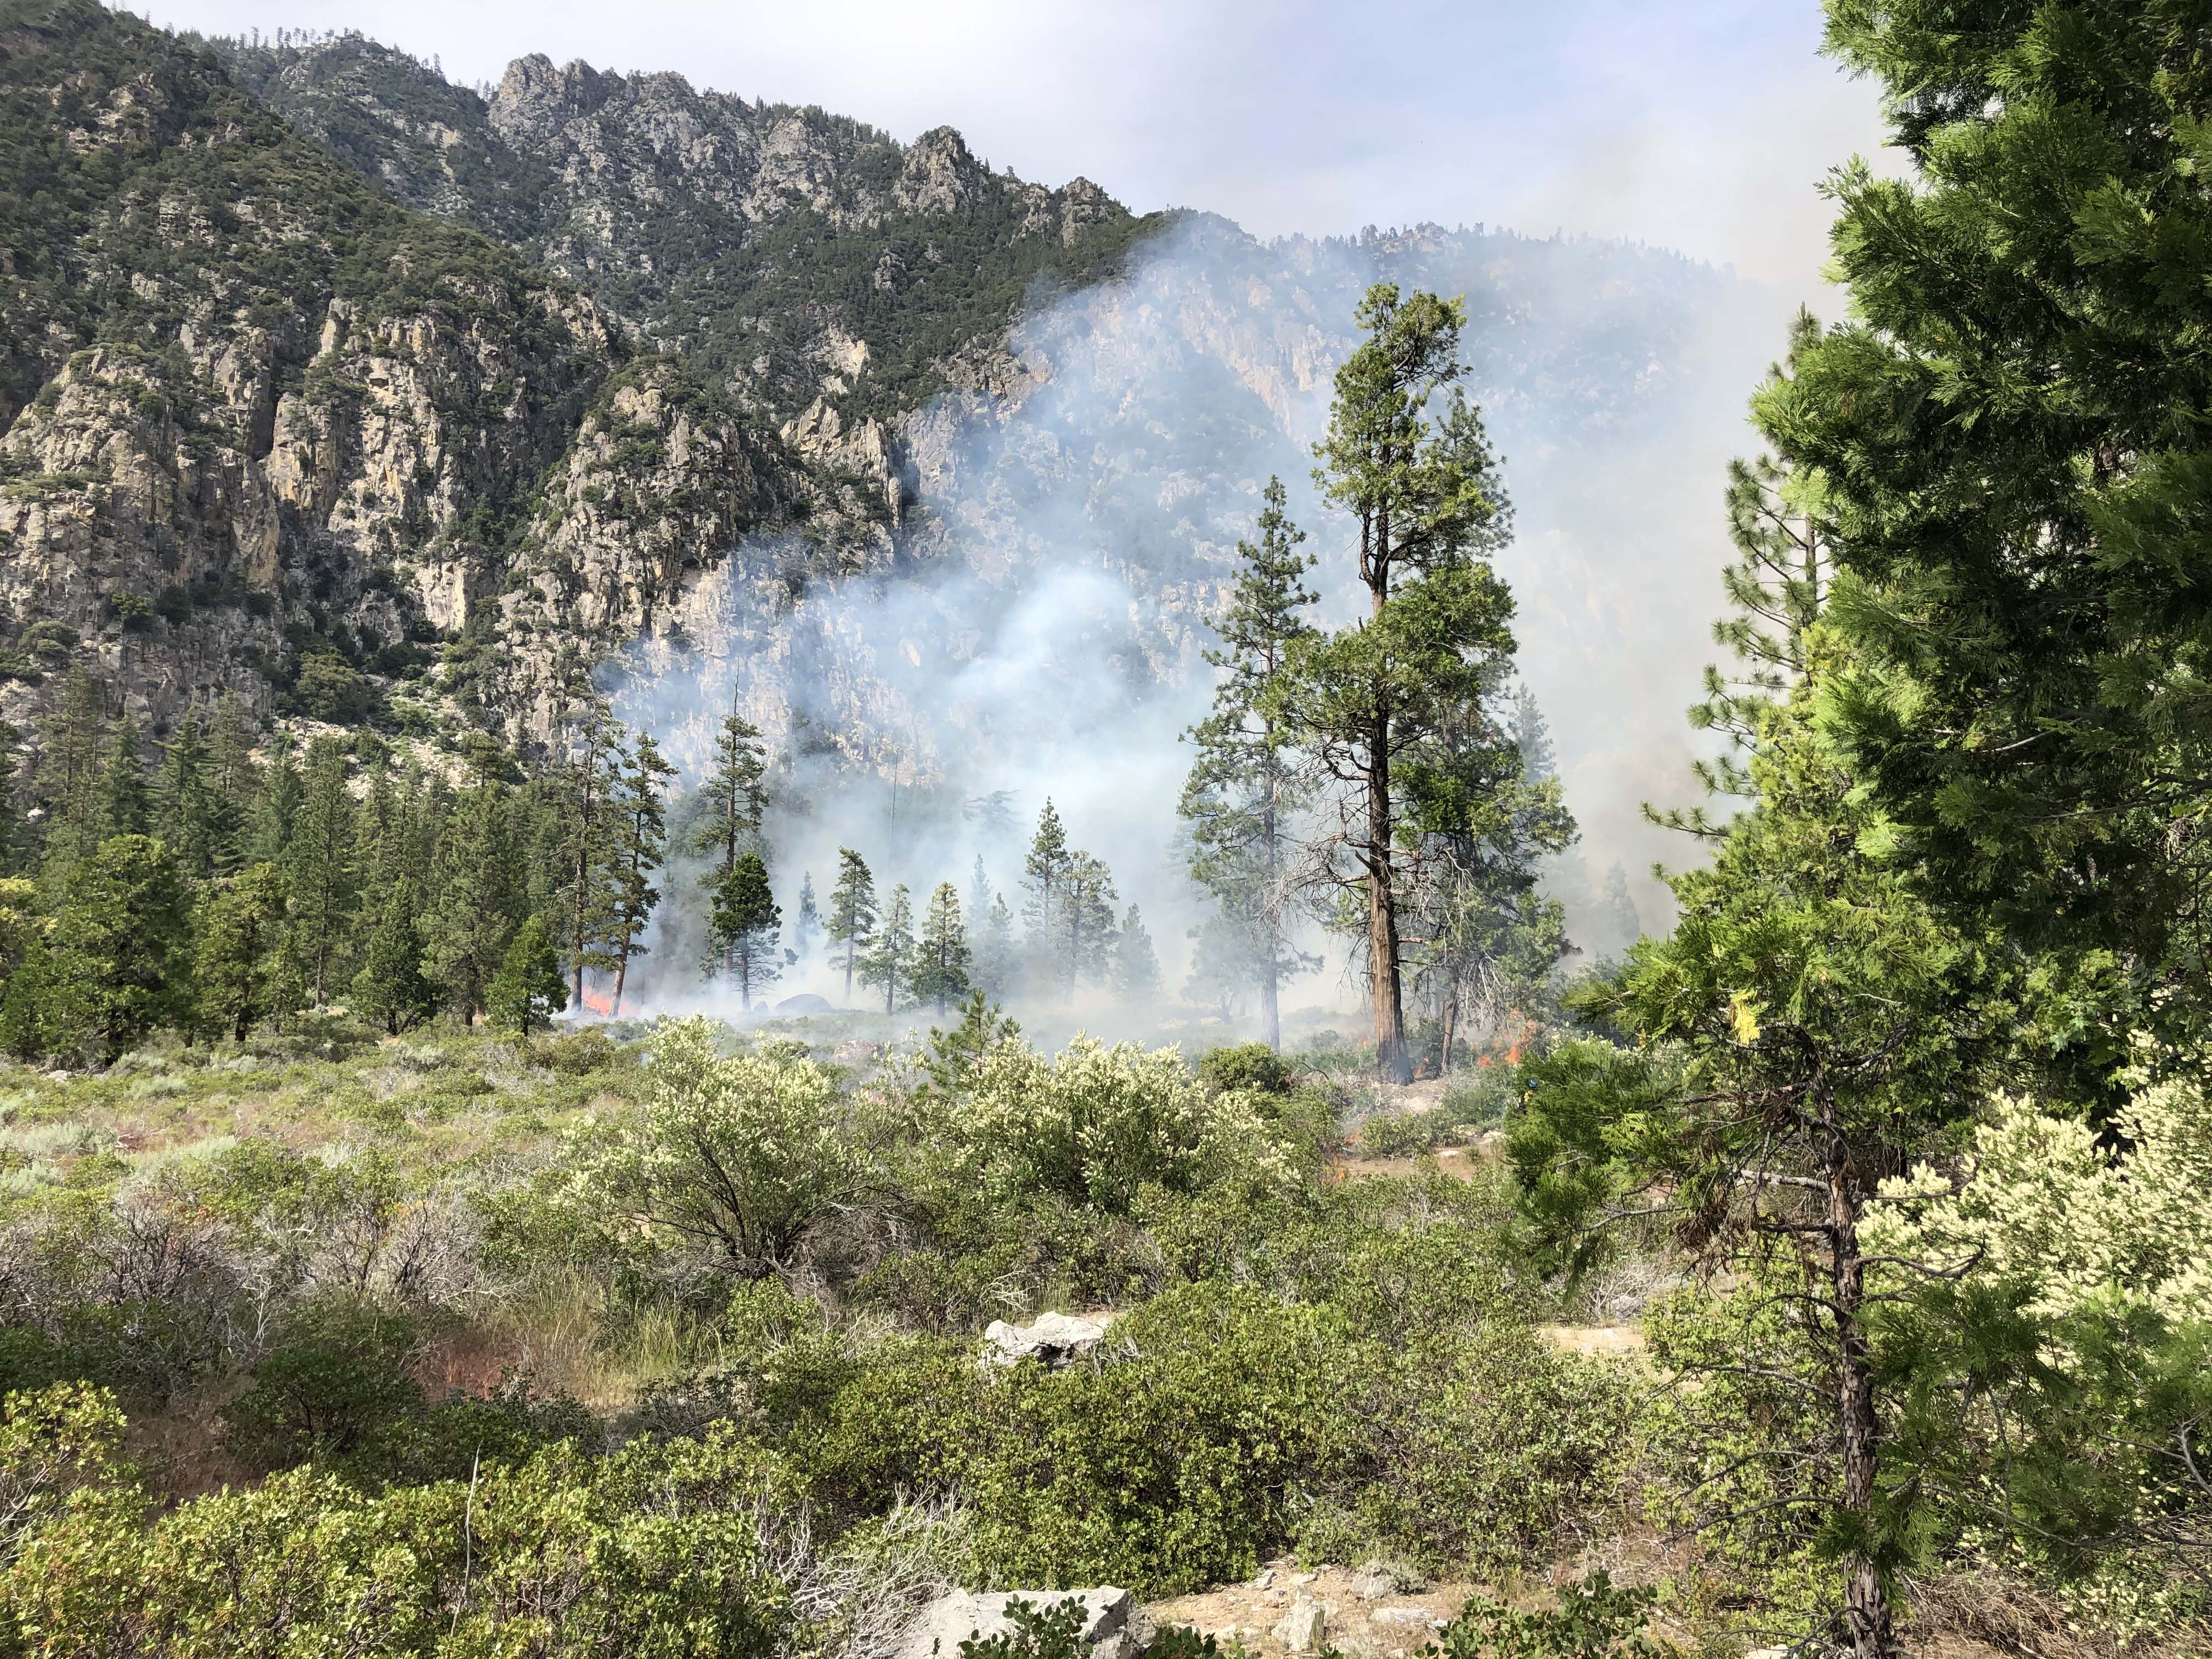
[0,2,2201,1656]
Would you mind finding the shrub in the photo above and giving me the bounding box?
[567,1019,871,1278]
[1197,1043,1295,1098]
[1360,1108,1448,1158]
[286,652,377,723]
[929,1037,1297,1217]
[0,1382,133,1564]
[1430,1573,1675,1659]
[222,1297,424,1472]
[1,1437,793,1658]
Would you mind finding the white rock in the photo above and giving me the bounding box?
[898,1588,1144,1659]
[1273,1593,1327,1654]
[981,1311,1112,1370]
[1371,1607,1442,1627]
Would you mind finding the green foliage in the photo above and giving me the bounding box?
[1426,1573,1673,1659]
[826,847,878,1005]
[221,1297,424,1473]
[1180,476,1318,1047]
[194,864,292,1043]
[909,882,972,1015]
[959,1598,1093,1659]
[1195,1043,1295,1098]
[487,915,567,1035]
[0,1432,792,1658]
[349,881,435,1035]
[918,1036,1297,1218]
[706,851,781,1010]
[568,1018,868,1278]
[46,834,194,1062]
[1275,285,1551,1082]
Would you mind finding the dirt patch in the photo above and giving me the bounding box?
[1537,1324,1647,1359]
[1329,1149,1490,1184]
[1148,1563,1481,1659]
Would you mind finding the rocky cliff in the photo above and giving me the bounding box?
[0,1,1164,758]
[2,0,1785,903]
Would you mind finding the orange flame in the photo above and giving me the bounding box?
[581,986,616,1017]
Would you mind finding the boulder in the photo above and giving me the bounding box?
[898,1588,1151,1659]
[775,993,833,1014]
[981,1311,1111,1370]
[1272,1592,1328,1654]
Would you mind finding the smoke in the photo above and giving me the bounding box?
[607,213,1803,1035]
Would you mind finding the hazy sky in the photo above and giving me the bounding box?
[138,0,1894,292]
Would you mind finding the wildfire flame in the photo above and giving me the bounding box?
[581,986,616,1018]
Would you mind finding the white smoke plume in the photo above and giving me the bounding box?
[608,213,1804,1038]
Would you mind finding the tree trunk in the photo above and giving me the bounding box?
[1261,960,1280,1052]
[1440,985,1459,1074]
[613,946,630,1016]
[844,943,856,1005]
[1367,723,1409,1084]
[1823,1097,1893,1658]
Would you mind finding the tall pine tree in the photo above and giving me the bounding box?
[1180,475,1317,1049]
[826,848,877,1005]
[1273,285,1526,1082]
[286,737,358,1007]
[909,882,971,1015]
[608,733,674,1014]
[860,883,913,1015]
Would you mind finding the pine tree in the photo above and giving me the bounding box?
[195,864,291,1042]
[1054,851,1119,1000]
[967,854,993,927]
[1274,285,1527,1082]
[205,692,261,870]
[860,883,913,1014]
[352,749,402,909]
[608,733,674,1014]
[707,850,780,1011]
[396,761,447,896]
[249,734,302,866]
[1112,904,1160,1003]
[38,665,106,867]
[695,708,768,882]
[550,698,627,1009]
[47,834,193,1062]
[351,882,435,1036]
[1401,679,1576,1069]
[286,737,358,1007]
[153,714,217,878]
[486,915,567,1037]
[973,890,1016,1000]
[826,848,877,1005]
[1180,474,1318,1049]
[792,871,820,964]
[1596,862,1641,958]
[1511,684,1556,784]
[963,790,1018,849]
[0,724,20,878]
[0,934,59,1062]
[909,882,971,1015]
[94,713,148,841]
[428,744,525,1022]
[1022,800,1074,983]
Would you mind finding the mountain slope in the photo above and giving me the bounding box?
[211,33,1163,432]
[0,4,1169,752]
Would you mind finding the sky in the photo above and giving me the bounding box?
[136,0,1895,292]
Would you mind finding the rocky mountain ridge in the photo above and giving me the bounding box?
[0,0,1786,915]
[0,0,1163,757]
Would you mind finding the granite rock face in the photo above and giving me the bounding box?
[898,1588,1152,1659]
